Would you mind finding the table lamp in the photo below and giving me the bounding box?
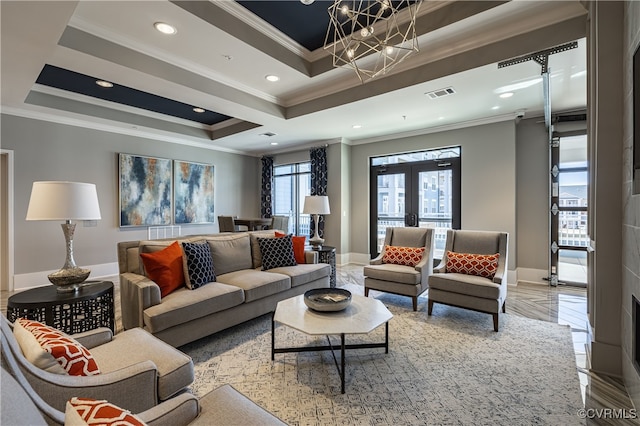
[26,181,101,292]
[303,195,330,248]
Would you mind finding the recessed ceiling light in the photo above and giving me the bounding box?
[270,142,279,146]
[193,107,205,113]
[491,106,500,110]
[95,80,113,88]
[154,22,177,35]
[499,92,514,98]
[438,117,444,120]
[265,75,280,82]
[352,124,362,129]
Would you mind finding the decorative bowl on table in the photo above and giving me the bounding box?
[304,288,352,312]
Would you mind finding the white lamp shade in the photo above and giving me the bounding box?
[26,181,101,221]
[303,195,330,215]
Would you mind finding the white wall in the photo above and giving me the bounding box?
[1,114,260,288]
[349,121,517,272]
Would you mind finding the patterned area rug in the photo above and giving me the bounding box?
[180,287,584,425]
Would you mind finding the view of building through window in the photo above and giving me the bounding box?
[273,162,311,236]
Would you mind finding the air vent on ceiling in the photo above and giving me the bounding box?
[260,132,277,137]
[425,87,456,99]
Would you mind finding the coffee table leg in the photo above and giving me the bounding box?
[385,322,389,354]
[341,333,346,394]
[271,314,275,361]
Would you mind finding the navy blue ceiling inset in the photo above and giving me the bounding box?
[35,65,231,126]
[237,1,331,51]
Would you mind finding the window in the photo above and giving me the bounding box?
[273,162,311,235]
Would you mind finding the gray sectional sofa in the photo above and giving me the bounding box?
[117,230,331,347]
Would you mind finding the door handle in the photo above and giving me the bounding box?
[405,213,417,227]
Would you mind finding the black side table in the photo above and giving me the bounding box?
[314,246,337,288]
[6,281,115,334]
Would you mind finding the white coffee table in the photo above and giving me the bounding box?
[271,293,393,394]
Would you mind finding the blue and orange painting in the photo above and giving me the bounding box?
[119,154,172,226]
[174,160,215,224]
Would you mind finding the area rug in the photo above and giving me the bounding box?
[180,287,584,426]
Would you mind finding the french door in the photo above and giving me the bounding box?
[550,133,588,286]
[369,158,460,258]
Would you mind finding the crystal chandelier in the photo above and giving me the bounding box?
[324,0,421,82]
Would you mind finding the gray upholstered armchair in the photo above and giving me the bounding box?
[428,229,509,331]
[363,227,434,311]
[0,314,194,413]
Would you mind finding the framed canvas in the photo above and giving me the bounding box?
[174,160,215,224]
[119,153,172,227]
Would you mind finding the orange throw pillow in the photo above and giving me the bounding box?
[275,232,306,264]
[65,397,147,426]
[382,245,425,267]
[445,251,500,279]
[140,241,185,297]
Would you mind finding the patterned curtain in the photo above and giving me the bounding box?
[310,146,328,238]
[261,156,274,218]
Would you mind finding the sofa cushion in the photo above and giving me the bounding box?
[382,245,425,267]
[205,234,253,275]
[143,283,244,334]
[216,270,290,303]
[181,241,216,289]
[274,232,306,264]
[445,251,500,279]
[249,230,278,269]
[267,263,330,287]
[140,241,185,297]
[14,319,100,376]
[66,397,147,426]
[363,264,421,285]
[429,272,501,299]
[257,235,297,270]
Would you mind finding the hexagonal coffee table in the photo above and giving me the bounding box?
[271,293,393,394]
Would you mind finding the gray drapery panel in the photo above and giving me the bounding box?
[261,156,274,218]
[310,147,328,238]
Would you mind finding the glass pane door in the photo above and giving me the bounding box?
[417,170,453,259]
[373,172,408,254]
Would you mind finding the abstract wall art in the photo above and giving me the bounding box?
[119,153,172,227]
[174,160,215,224]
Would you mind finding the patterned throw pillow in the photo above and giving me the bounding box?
[13,319,100,376]
[382,245,425,267]
[257,234,297,270]
[181,241,216,289]
[140,241,185,297]
[275,231,306,264]
[445,251,500,279]
[65,397,147,426]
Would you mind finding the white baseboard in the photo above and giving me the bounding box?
[13,262,119,291]
[339,252,370,266]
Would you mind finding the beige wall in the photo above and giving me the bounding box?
[349,121,517,271]
[622,0,640,407]
[1,114,260,287]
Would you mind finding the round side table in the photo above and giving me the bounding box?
[314,245,336,288]
[6,281,115,334]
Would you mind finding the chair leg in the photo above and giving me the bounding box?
[412,296,418,312]
[493,313,499,332]
[502,301,506,313]
[427,299,434,315]
[364,287,369,297]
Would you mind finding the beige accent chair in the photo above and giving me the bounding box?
[270,215,289,232]
[363,227,435,311]
[0,314,194,414]
[428,229,509,331]
[2,344,286,426]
